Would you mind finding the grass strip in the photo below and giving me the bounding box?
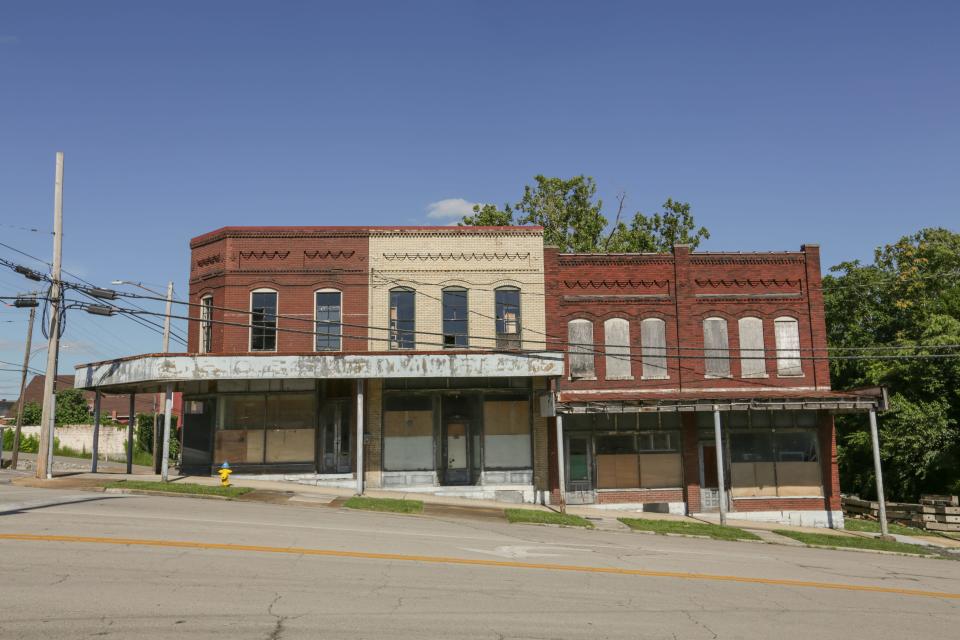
[105,480,253,499]
[505,508,593,528]
[343,497,423,514]
[843,518,926,537]
[619,518,760,541]
[773,529,935,555]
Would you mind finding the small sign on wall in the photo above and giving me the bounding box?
[538,392,556,417]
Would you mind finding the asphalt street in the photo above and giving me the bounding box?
[0,483,958,639]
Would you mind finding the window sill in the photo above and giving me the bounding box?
[776,373,806,378]
[640,375,670,381]
[595,487,684,492]
[732,495,824,500]
[569,376,598,381]
[605,376,634,381]
[704,374,734,380]
[741,374,769,379]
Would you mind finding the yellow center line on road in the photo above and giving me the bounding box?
[1,532,957,600]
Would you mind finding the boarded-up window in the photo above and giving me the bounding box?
[703,317,730,377]
[729,429,821,497]
[738,317,766,378]
[383,396,434,470]
[595,435,638,489]
[640,318,668,379]
[568,319,596,379]
[775,317,802,376]
[603,318,631,379]
[483,398,531,469]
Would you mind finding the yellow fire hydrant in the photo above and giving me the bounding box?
[218,461,232,487]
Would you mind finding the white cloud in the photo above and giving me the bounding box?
[425,198,479,221]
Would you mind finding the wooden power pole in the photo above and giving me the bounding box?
[10,304,36,470]
[36,152,64,480]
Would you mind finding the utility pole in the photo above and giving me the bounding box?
[160,281,174,482]
[36,152,64,480]
[10,304,36,470]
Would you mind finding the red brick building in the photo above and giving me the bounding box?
[543,244,875,526]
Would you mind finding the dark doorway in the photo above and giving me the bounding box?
[182,397,216,473]
[319,400,352,474]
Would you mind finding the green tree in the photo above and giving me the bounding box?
[21,401,42,426]
[459,175,709,253]
[54,388,92,425]
[825,228,960,500]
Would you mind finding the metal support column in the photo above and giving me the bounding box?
[356,379,364,496]
[91,391,102,473]
[160,383,173,482]
[126,393,136,474]
[555,414,566,512]
[713,406,727,526]
[868,408,890,538]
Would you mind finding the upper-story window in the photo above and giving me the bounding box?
[250,290,278,351]
[568,319,596,379]
[738,317,766,378]
[603,318,631,379]
[315,289,342,351]
[495,287,521,349]
[389,288,415,350]
[199,295,213,354]
[775,317,802,376]
[442,287,468,348]
[703,317,730,377]
[640,318,668,379]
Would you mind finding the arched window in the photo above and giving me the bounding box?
[389,288,415,350]
[603,318,631,379]
[640,318,668,379]
[250,289,278,351]
[738,317,766,377]
[199,295,213,354]
[442,287,468,348]
[702,317,730,377]
[774,317,802,376]
[495,287,521,349]
[568,319,596,379]
[315,289,342,351]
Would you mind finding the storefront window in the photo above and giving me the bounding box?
[483,396,530,469]
[729,418,822,498]
[383,395,434,470]
[595,434,639,489]
[265,393,316,463]
[216,395,266,464]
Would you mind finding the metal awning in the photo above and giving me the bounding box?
[74,351,565,393]
[556,395,883,414]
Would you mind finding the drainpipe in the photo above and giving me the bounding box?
[356,379,365,496]
[713,406,727,526]
[555,413,566,513]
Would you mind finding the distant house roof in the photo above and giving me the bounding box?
[18,374,159,417]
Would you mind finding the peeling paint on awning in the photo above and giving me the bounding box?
[75,351,565,391]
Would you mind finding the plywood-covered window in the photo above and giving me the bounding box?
[738,317,766,378]
[383,395,434,470]
[603,318,631,379]
[775,317,802,376]
[568,319,596,379]
[483,396,531,469]
[703,317,730,377]
[640,318,668,379]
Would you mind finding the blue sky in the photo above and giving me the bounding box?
[0,1,957,397]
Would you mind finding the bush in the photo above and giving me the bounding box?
[2,429,39,453]
[133,413,179,461]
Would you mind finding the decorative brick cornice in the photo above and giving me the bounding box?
[557,254,673,266]
[382,252,531,261]
[690,255,804,265]
[239,251,290,261]
[196,254,222,268]
[563,279,669,289]
[694,278,801,289]
[304,250,357,260]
